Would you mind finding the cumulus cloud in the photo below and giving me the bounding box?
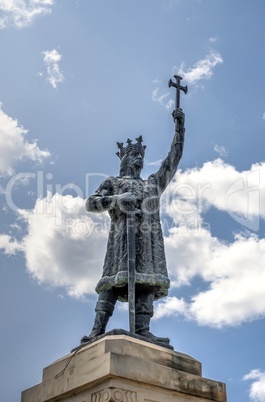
[0,0,54,29]
[162,230,265,327]
[174,51,223,85]
[0,234,24,254]
[19,193,109,298]
[2,157,265,328]
[0,105,50,176]
[42,49,64,89]
[167,158,263,231]
[152,158,265,327]
[243,369,265,402]
[155,296,188,319]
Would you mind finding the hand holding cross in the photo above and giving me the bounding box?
[169,75,188,129]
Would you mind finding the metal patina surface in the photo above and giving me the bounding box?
[80,77,187,349]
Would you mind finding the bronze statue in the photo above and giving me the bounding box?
[81,76,187,347]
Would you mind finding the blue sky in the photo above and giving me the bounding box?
[1,1,265,401]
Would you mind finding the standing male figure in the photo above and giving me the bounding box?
[81,108,185,345]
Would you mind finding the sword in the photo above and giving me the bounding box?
[127,208,136,334]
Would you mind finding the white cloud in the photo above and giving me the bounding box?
[43,49,64,89]
[19,193,109,299]
[152,79,161,85]
[0,234,24,254]
[152,159,265,328]
[214,144,227,157]
[209,36,218,43]
[243,370,265,402]
[152,51,223,110]
[151,87,174,111]
[145,158,163,167]
[3,157,265,329]
[154,229,265,328]
[0,105,50,176]
[174,51,223,85]
[155,296,188,319]
[262,113,265,121]
[0,0,54,29]
[167,159,264,231]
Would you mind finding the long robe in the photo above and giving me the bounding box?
[86,122,185,301]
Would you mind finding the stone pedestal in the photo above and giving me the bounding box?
[21,335,227,402]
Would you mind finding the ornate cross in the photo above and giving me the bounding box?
[168,75,188,109]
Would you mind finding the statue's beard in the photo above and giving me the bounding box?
[120,157,144,177]
[133,160,143,169]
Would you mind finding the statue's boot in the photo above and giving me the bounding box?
[81,300,114,344]
[134,290,170,345]
[135,312,170,345]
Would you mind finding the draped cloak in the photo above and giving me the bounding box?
[86,123,185,302]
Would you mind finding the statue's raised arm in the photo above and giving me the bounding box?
[152,108,185,193]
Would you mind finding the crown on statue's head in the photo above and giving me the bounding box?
[116,135,146,160]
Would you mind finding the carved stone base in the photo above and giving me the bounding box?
[21,335,227,402]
